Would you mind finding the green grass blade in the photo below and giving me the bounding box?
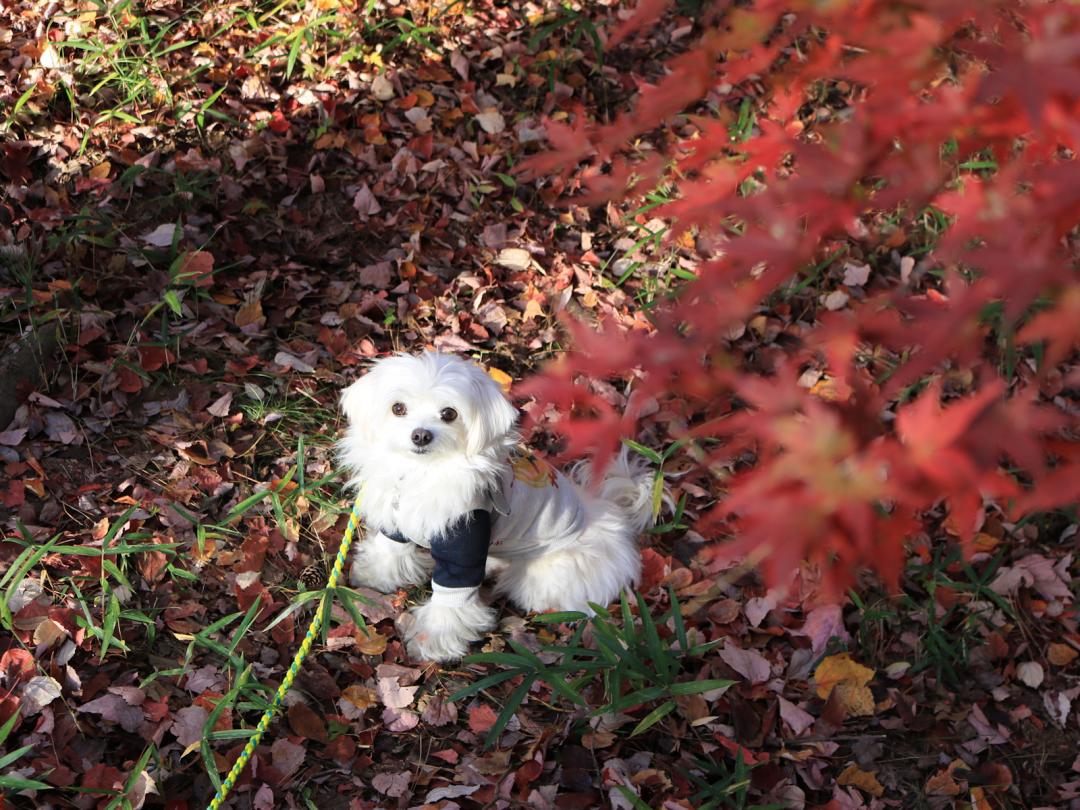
[0,743,35,769]
[225,595,264,660]
[531,611,588,624]
[615,785,652,810]
[635,590,670,681]
[100,591,121,662]
[667,586,689,653]
[540,674,587,706]
[463,651,536,668]
[0,708,22,746]
[629,699,675,737]
[0,775,51,791]
[448,670,520,701]
[599,685,670,715]
[622,439,662,464]
[668,679,735,696]
[484,677,532,748]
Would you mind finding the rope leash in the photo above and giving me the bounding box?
[207,491,364,810]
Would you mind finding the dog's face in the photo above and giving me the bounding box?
[341,352,518,461]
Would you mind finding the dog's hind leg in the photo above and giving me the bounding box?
[493,505,642,614]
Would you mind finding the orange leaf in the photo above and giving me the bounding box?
[837,764,885,797]
[813,653,874,699]
[116,366,144,393]
[176,251,215,287]
[356,628,388,656]
[925,759,964,796]
[235,299,265,328]
[467,703,498,734]
[487,367,513,393]
[341,684,378,711]
[1048,643,1078,667]
[268,110,291,133]
[139,346,174,372]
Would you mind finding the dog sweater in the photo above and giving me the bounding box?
[382,510,491,592]
[377,450,586,606]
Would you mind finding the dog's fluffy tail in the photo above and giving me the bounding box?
[572,447,657,534]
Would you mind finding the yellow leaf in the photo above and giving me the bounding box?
[487,367,513,393]
[512,452,556,489]
[341,684,378,710]
[676,229,696,250]
[356,628,388,656]
[314,132,345,150]
[834,681,876,717]
[191,538,217,562]
[523,298,544,322]
[809,376,845,401]
[838,764,885,797]
[89,161,111,179]
[814,652,877,716]
[814,653,874,699]
[973,532,1000,553]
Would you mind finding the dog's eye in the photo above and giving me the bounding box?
[440,407,458,423]
[391,402,407,417]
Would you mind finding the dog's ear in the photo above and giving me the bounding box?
[340,367,380,441]
[466,371,518,456]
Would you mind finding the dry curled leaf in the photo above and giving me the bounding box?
[356,628,388,656]
[1048,643,1079,667]
[1017,661,1044,688]
[814,653,876,718]
[838,764,885,797]
[475,109,506,134]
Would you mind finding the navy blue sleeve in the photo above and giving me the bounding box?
[429,510,491,589]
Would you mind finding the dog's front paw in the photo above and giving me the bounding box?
[401,593,496,663]
[349,533,432,592]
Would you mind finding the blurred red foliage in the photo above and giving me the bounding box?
[521,0,1080,598]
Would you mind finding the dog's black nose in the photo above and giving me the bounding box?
[411,428,433,447]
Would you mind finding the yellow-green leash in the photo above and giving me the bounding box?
[206,491,364,810]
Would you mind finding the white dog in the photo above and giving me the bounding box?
[338,351,654,662]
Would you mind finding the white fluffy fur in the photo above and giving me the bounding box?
[491,495,644,613]
[339,351,654,662]
[402,589,497,662]
[349,531,433,592]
